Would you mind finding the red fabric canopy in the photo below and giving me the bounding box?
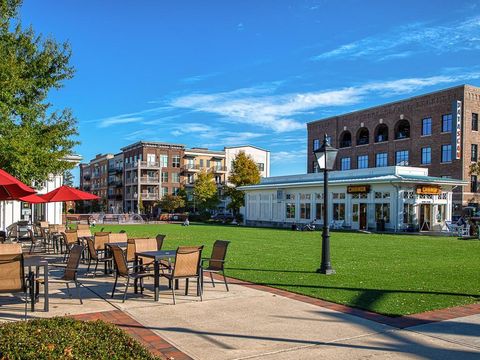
[19,193,48,204]
[40,185,99,202]
[0,168,36,200]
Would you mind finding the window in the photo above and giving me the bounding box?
[160,155,168,168]
[442,114,452,132]
[395,120,410,139]
[421,147,431,165]
[171,172,180,183]
[357,128,369,145]
[326,135,332,145]
[215,175,222,184]
[172,155,180,168]
[357,155,368,169]
[396,150,409,166]
[286,203,296,219]
[257,163,265,171]
[312,161,319,173]
[471,175,478,193]
[199,159,204,168]
[172,187,179,195]
[341,157,351,170]
[472,144,478,162]
[161,187,168,197]
[339,131,352,148]
[375,124,388,142]
[473,113,478,131]
[332,192,346,199]
[300,203,311,219]
[333,203,345,220]
[187,173,194,184]
[375,153,388,167]
[375,203,390,223]
[313,139,320,151]
[403,203,415,224]
[315,203,324,220]
[161,172,168,182]
[422,118,432,136]
[441,144,452,163]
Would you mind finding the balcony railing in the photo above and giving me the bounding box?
[139,176,160,184]
[211,166,227,172]
[182,164,202,172]
[134,192,159,200]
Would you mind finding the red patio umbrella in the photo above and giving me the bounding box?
[0,168,36,200]
[19,193,48,204]
[40,185,99,202]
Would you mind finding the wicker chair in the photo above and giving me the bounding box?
[0,243,32,319]
[61,230,78,261]
[160,246,204,304]
[6,223,19,242]
[36,244,84,304]
[110,244,153,302]
[86,238,112,276]
[201,240,230,291]
[27,228,44,254]
[108,232,128,244]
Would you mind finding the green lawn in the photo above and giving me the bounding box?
[98,223,480,317]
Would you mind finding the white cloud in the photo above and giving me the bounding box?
[271,149,307,165]
[313,16,480,61]
[97,116,142,128]
[169,70,480,133]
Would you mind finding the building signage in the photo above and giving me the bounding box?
[347,185,370,194]
[416,185,442,195]
[453,100,462,160]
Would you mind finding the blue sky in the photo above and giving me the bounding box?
[20,0,480,183]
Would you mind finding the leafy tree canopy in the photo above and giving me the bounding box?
[158,194,185,213]
[226,151,261,215]
[193,171,219,211]
[0,0,78,186]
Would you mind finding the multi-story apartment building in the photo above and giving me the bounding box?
[307,84,480,214]
[90,154,113,207]
[107,152,124,213]
[225,145,270,180]
[79,142,270,214]
[122,141,184,213]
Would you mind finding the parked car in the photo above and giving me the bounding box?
[211,213,234,222]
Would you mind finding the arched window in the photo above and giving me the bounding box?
[395,120,410,140]
[356,128,369,146]
[339,131,352,148]
[375,124,389,142]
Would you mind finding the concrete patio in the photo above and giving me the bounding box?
[0,255,479,360]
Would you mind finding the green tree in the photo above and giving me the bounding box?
[63,170,74,187]
[225,151,261,216]
[158,194,185,213]
[138,194,144,214]
[193,171,219,211]
[0,0,78,186]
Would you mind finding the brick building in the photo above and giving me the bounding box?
[79,141,270,214]
[307,84,480,213]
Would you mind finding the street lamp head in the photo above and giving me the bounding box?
[314,134,338,171]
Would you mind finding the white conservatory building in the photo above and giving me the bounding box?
[239,166,467,232]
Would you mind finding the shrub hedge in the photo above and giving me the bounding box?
[0,317,162,360]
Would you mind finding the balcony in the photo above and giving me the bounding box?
[182,164,202,172]
[83,175,91,181]
[211,166,227,173]
[109,166,123,174]
[134,192,159,201]
[125,177,137,185]
[139,176,160,184]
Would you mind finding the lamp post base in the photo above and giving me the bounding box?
[316,267,336,275]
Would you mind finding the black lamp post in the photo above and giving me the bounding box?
[313,134,338,275]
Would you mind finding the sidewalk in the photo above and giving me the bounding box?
[1,262,479,359]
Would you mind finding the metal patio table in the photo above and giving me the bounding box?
[134,250,176,301]
[24,256,49,312]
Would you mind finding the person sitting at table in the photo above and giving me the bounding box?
[182,218,190,227]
